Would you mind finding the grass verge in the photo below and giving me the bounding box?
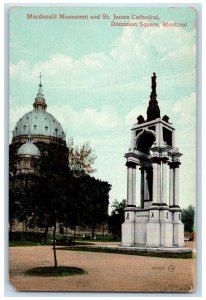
[9,240,95,247]
[9,241,42,247]
[57,246,194,259]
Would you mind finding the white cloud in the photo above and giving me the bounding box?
[124,101,148,126]
[10,26,196,93]
[10,61,31,80]
[173,92,196,118]
[48,104,121,136]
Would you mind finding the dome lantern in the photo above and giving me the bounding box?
[33,73,47,111]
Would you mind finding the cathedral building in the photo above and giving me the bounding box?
[9,77,109,236]
[9,77,68,232]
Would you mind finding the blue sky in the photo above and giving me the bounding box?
[9,6,196,210]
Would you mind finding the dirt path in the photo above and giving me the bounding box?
[9,246,195,292]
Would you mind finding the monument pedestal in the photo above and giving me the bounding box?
[134,223,147,245]
[134,210,150,245]
[146,222,160,247]
[173,210,184,247]
[160,222,173,247]
[173,222,184,247]
[121,206,185,248]
[121,210,135,246]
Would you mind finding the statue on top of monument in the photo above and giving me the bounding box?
[151,72,156,94]
[147,72,160,121]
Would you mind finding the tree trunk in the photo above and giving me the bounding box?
[92,225,95,240]
[10,220,14,232]
[73,226,76,244]
[52,223,57,268]
[44,225,48,244]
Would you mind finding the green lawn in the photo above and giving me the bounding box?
[9,231,115,246]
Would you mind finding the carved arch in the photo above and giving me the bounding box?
[134,129,156,154]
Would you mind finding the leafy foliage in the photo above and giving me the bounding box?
[108,199,127,238]
[63,175,111,239]
[68,139,97,175]
[181,205,195,233]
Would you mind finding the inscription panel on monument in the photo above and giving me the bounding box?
[136,212,150,223]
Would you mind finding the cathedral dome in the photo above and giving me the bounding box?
[12,76,66,142]
[13,110,66,140]
[18,134,40,157]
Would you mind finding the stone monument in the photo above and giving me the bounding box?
[122,73,184,248]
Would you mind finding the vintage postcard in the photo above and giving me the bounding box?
[9,6,196,293]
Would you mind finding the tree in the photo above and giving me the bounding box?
[68,139,97,175]
[61,175,111,242]
[9,172,38,232]
[108,199,127,239]
[9,141,72,268]
[181,205,195,233]
[29,142,75,268]
[83,176,111,239]
[9,186,28,231]
[29,176,71,268]
[62,176,85,243]
[9,137,111,267]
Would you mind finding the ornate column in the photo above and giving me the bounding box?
[157,162,161,204]
[140,167,144,208]
[169,165,174,207]
[168,161,180,207]
[123,161,136,246]
[174,164,180,207]
[171,160,183,247]
[144,169,150,201]
[132,166,136,206]
[152,159,161,205]
[147,157,161,247]
[126,162,136,207]
[161,159,168,205]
